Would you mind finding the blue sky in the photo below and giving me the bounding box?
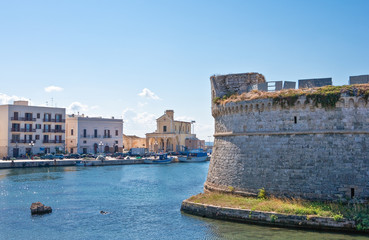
[0,0,368,140]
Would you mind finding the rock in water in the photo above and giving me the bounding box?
[30,202,52,215]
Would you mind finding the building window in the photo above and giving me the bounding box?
[11,134,20,142]
[83,129,87,138]
[44,113,51,121]
[25,124,32,132]
[94,129,98,138]
[55,114,62,122]
[294,116,297,124]
[115,130,118,136]
[44,124,51,132]
[35,135,40,140]
[55,125,62,132]
[12,123,20,131]
[36,124,41,129]
[13,112,19,120]
[163,126,167,132]
[83,140,87,144]
[37,113,40,119]
[25,113,33,121]
[71,129,74,136]
[115,141,118,144]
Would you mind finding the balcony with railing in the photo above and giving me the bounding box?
[80,134,104,139]
[11,139,36,144]
[43,118,66,123]
[43,140,65,144]
[43,129,66,133]
[11,128,21,132]
[11,117,36,121]
[21,128,36,132]
[103,135,112,138]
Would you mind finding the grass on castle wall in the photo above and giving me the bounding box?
[188,192,369,227]
[214,84,369,108]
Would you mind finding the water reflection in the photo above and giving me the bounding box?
[0,166,80,182]
[0,163,367,240]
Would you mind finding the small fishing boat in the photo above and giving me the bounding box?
[144,154,173,164]
[178,149,208,162]
[75,160,94,166]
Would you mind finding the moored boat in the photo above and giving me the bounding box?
[75,160,94,166]
[144,154,173,164]
[178,149,208,162]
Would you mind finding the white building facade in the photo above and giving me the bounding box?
[65,115,123,154]
[0,101,66,158]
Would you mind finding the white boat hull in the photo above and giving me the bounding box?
[178,156,208,162]
[144,158,173,164]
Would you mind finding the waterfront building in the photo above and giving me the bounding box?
[185,137,205,150]
[0,100,66,158]
[123,134,146,150]
[146,110,198,152]
[65,114,123,154]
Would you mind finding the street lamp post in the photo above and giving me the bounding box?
[15,142,18,158]
[191,121,196,134]
[29,140,34,158]
[154,140,158,153]
[99,141,104,154]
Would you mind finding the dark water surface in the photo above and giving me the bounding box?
[0,163,367,239]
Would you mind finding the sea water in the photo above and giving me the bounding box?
[0,163,366,240]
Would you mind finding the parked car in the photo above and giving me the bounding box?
[66,154,80,159]
[53,154,64,160]
[41,154,54,160]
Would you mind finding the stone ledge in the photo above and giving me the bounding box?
[180,199,364,233]
[214,130,369,137]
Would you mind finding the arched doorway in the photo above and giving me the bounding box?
[114,145,118,153]
[104,145,109,153]
[166,138,174,152]
[94,143,98,154]
[159,138,165,152]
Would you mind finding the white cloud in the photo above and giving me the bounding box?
[44,85,64,93]
[122,108,157,137]
[0,93,30,104]
[90,105,99,110]
[67,102,88,113]
[138,102,147,107]
[133,112,157,125]
[138,88,160,100]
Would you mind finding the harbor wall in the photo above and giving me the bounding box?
[0,159,144,169]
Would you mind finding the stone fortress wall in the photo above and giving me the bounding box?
[206,73,369,201]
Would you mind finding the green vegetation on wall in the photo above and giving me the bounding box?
[214,84,369,109]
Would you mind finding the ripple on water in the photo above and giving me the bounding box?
[0,163,367,240]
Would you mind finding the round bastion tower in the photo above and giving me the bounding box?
[206,72,369,201]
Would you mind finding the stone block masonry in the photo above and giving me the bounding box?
[298,78,332,88]
[208,73,369,201]
[283,81,296,89]
[350,75,369,85]
[211,73,265,99]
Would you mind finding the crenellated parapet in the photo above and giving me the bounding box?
[210,73,265,100]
